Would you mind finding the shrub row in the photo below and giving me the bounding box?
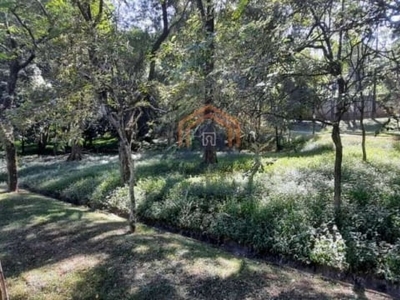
[1,146,400,282]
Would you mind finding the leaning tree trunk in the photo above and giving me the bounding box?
[0,260,10,300]
[331,123,343,216]
[67,142,82,161]
[118,131,136,232]
[118,138,130,184]
[107,112,137,233]
[126,148,136,233]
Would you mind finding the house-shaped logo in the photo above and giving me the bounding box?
[177,105,241,148]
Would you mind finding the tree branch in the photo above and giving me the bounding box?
[33,0,50,20]
[94,0,104,26]
[196,0,206,19]
[148,0,169,81]
[10,9,37,47]
[75,0,91,22]
[19,52,36,69]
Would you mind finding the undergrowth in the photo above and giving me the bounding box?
[1,134,400,282]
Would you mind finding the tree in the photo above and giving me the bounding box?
[71,0,157,232]
[0,0,67,191]
[278,0,383,217]
[351,37,376,162]
[195,0,217,163]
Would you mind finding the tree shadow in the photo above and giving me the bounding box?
[2,191,389,299]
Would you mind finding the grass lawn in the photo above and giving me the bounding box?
[0,187,393,300]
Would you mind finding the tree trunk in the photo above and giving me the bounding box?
[102,107,137,232]
[331,123,342,213]
[2,136,18,193]
[118,138,130,184]
[204,144,217,164]
[372,38,378,119]
[148,0,170,82]
[21,137,25,155]
[37,131,48,156]
[198,0,217,164]
[127,150,136,232]
[118,132,136,232]
[67,142,82,161]
[255,101,262,138]
[0,123,18,192]
[5,140,18,192]
[360,94,367,162]
[0,261,10,300]
[37,141,45,156]
[1,67,20,192]
[275,126,282,151]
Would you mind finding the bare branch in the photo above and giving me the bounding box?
[169,0,190,31]
[33,0,50,20]
[19,52,36,70]
[309,6,334,61]
[282,71,331,77]
[10,9,37,47]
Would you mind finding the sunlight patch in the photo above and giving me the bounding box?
[55,254,105,275]
[88,228,127,242]
[133,245,151,254]
[186,257,241,279]
[18,254,105,290]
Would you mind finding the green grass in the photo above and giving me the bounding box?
[0,188,392,300]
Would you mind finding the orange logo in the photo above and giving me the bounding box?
[177,105,241,148]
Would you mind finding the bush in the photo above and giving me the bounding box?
[102,185,130,214]
[60,176,101,205]
[310,223,348,269]
[385,241,400,281]
[90,170,122,208]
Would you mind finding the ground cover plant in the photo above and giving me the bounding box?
[2,133,400,287]
[0,187,393,299]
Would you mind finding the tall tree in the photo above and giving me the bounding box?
[281,0,383,217]
[0,0,66,191]
[196,0,217,163]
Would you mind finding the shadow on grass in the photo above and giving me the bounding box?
[0,191,377,300]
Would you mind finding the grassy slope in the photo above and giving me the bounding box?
[0,188,392,300]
